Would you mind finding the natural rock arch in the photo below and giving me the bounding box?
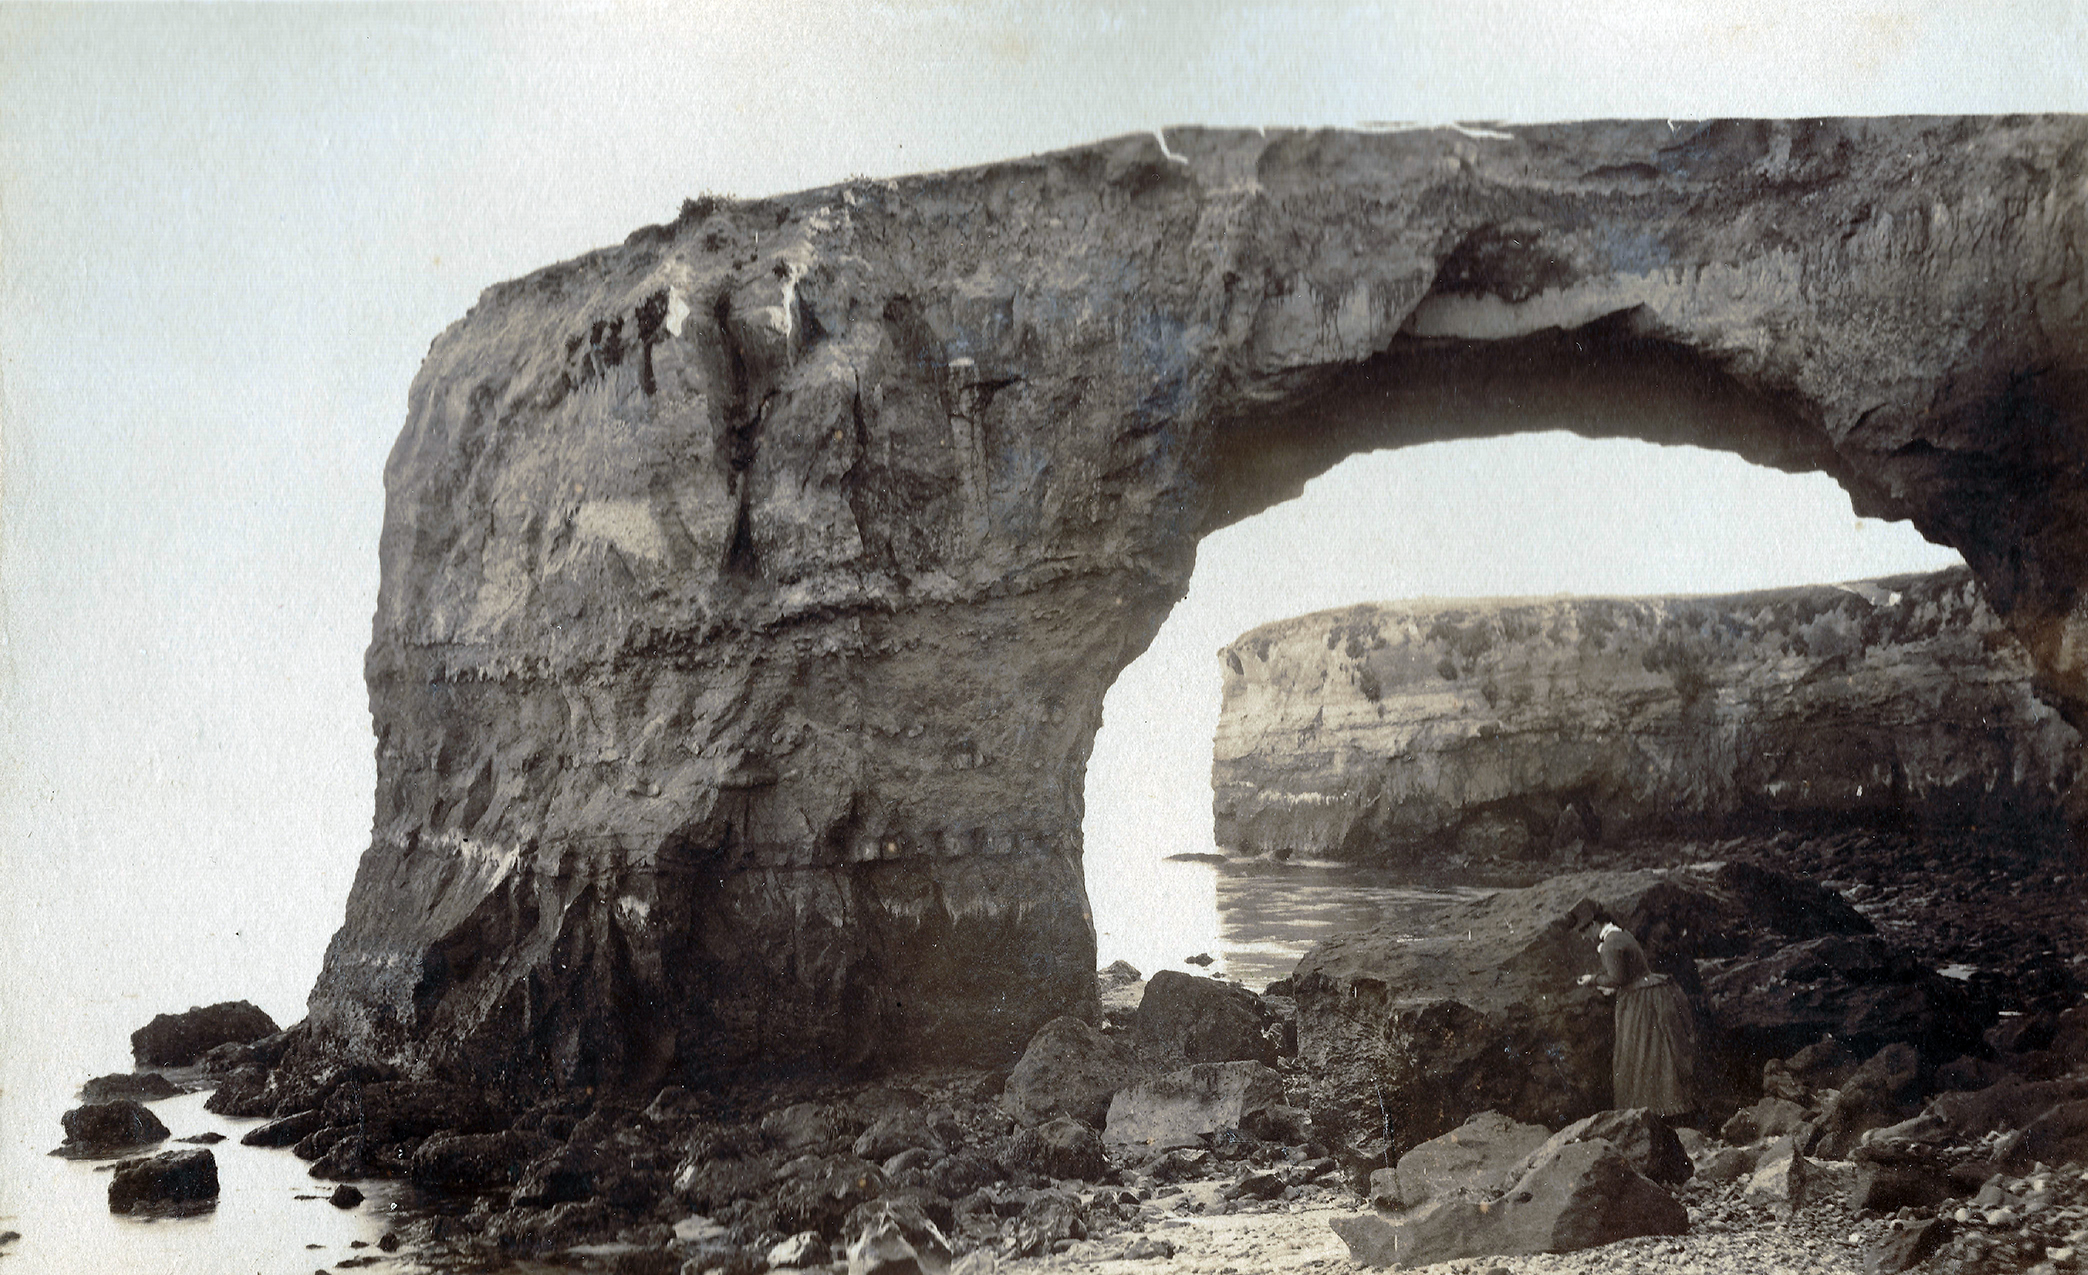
[306,118,2088,1090]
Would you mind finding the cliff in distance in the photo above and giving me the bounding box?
[1213,567,2080,864]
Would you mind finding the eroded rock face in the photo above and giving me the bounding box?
[1290,865,1895,1166]
[1214,568,2078,862]
[311,118,2088,1089]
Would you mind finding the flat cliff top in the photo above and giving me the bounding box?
[1224,566,1970,651]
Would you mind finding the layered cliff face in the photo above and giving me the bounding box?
[1214,568,2080,863]
[309,119,2088,1089]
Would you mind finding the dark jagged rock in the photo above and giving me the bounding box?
[412,1129,562,1189]
[1807,1042,1923,1158]
[1706,937,1986,1066]
[1133,971,1275,1066]
[107,1148,218,1214]
[1006,1116,1106,1181]
[1215,569,2078,863]
[53,1100,170,1159]
[1866,1216,1955,1273]
[130,1001,278,1066]
[80,1072,181,1104]
[290,117,2087,1089]
[240,1108,326,1148]
[1292,865,1902,1167]
[1001,1016,1145,1129]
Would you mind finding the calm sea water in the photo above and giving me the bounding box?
[1087,851,1488,991]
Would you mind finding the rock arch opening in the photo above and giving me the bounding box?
[1086,422,1973,986]
[292,119,2085,1092]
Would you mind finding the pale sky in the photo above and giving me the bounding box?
[1,2,2081,1072]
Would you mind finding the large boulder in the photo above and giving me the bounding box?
[1103,1062,1286,1152]
[1332,1138,1687,1268]
[1705,936,1987,1066]
[1808,1042,1923,1158]
[240,1108,326,1148]
[1524,1108,1692,1186]
[1369,1111,1551,1211]
[1293,865,1874,1165]
[1133,972,1274,1066]
[1002,1016,1146,1128]
[412,1129,562,1189]
[131,1001,279,1066]
[107,1148,218,1214]
[53,1100,169,1158]
[2013,1098,2088,1168]
[79,1072,182,1104]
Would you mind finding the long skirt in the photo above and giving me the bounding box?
[1614,975,1696,1117]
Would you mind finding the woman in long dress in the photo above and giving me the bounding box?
[1589,921,1697,1119]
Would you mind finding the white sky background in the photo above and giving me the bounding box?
[1,2,2082,1068]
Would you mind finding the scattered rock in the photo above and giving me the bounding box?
[107,1148,218,1214]
[80,1072,182,1104]
[766,1230,826,1268]
[130,1001,279,1066]
[1744,1139,1814,1212]
[1524,1108,1692,1185]
[1002,1017,1145,1129]
[1371,1111,1552,1211]
[846,1197,951,1274]
[178,1132,226,1145]
[1335,1138,1687,1268]
[1135,971,1274,1066]
[1722,1095,1811,1144]
[241,1108,326,1148]
[1808,1042,1923,1158]
[1011,1117,1106,1181]
[1103,1062,1286,1152]
[1707,936,1987,1066]
[330,1183,364,1209]
[763,1102,841,1153]
[1865,1215,1955,1273]
[53,1100,170,1158]
[1848,1160,1957,1213]
[2011,1095,2088,1167]
[412,1129,558,1189]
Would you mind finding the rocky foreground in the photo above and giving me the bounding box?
[44,823,2087,1273]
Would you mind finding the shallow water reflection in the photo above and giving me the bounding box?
[0,1018,418,1275]
[1089,849,1492,990]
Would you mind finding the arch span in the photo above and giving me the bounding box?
[307,118,2088,1088]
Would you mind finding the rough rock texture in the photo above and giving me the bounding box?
[1291,865,1897,1166]
[1215,568,2079,861]
[1371,1110,1553,1210]
[106,1148,218,1214]
[131,1001,278,1066]
[1133,971,1276,1066]
[310,118,2088,1089]
[1102,1061,1287,1151]
[53,1100,170,1159]
[80,1072,182,1104]
[1001,1016,1146,1129]
[1332,1138,1688,1267]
